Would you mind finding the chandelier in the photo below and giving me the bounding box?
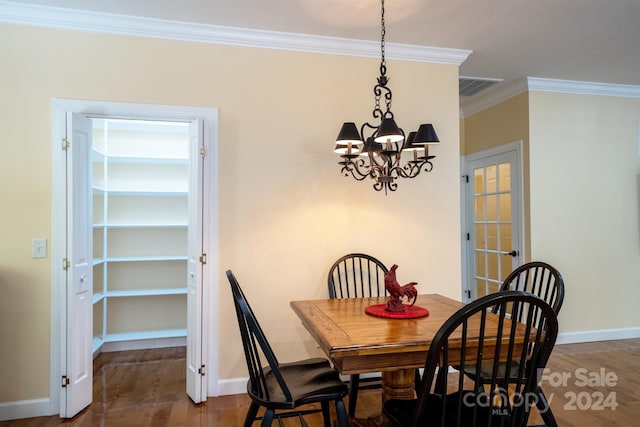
[334,0,440,194]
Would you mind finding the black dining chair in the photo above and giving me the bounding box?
[327,253,389,299]
[461,261,565,426]
[327,253,421,417]
[383,290,559,427]
[227,270,350,427]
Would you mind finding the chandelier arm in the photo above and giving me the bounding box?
[341,159,370,181]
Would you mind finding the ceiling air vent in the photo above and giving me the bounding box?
[459,76,503,96]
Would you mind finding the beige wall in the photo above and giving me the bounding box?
[0,22,462,404]
[462,93,532,259]
[529,91,640,333]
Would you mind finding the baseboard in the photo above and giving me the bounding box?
[556,326,640,345]
[0,398,53,422]
[215,377,249,396]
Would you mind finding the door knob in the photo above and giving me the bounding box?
[500,250,518,257]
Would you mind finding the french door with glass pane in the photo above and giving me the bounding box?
[463,142,523,301]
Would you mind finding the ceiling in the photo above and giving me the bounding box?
[6,0,640,111]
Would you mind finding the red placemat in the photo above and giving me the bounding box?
[365,303,429,319]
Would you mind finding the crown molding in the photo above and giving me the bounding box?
[0,0,471,65]
[527,77,640,98]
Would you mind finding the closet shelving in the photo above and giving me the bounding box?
[92,119,189,354]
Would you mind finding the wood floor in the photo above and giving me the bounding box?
[2,338,639,426]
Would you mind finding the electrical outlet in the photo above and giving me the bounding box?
[32,238,47,259]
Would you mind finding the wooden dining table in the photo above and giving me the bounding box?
[290,294,466,425]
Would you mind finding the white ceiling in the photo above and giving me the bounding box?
[6,0,640,111]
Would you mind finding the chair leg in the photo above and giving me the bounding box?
[434,367,447,394]
[335,398,350,427]
[321,401,331,427]
[348,374,360,417]
[243,402,260,427]
[414,368,422,391]
[260,408,275,427]
[536,386,558,427]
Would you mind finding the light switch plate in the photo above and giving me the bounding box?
[32,238,47,258]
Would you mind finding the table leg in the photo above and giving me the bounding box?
[350,369,416,427]
[381,369,417,402]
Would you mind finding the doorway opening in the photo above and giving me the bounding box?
[91,118,190,355]
[51,99,219,418]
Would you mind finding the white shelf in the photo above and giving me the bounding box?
[93,292,105,304]
[107,156,188,164]
[106,288,187,298]
[106,190,187,197]
[100,223,187,229]
[104,329,187,343]
[105,256,188,262]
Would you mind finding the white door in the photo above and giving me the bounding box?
[61,112,93,417]
[186,119,207,402]
[463,142,523,301]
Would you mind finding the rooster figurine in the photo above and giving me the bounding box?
[384,264,418,312]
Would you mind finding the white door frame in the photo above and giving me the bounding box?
[460,140,524,302]
[50,98,220,415]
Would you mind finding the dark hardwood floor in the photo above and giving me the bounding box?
[2,338,639,426]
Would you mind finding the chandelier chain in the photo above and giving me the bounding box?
[380,0,386,66]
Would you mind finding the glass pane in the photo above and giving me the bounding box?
[501,258,512,283]
[474,168,484,194]
[487,253,499,281]
[486,165,497,193]
[498,162,511,192]
[488,282,500,294]
[486,195,498,221]
[487,224,498,251]
[500,224,512,250]
[476,279,486,298]
[475,224,486,249]
[475,251,486,277]
[474,196,485,221]
[499,194,511,221]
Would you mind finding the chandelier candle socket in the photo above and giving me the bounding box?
[334,0,440,194]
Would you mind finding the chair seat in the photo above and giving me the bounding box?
[251,358,349,409]
[384,391,512,427]
[460,360,524,381]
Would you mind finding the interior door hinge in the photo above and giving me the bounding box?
[63,258,71,271]
[200,146,207,157]
[61,375,70,388]
[62,138,70,151]
[198,365,206,376]
[199,253,207,264]
[466,233,470,241]
[463,174,469,183]
[465,289,471,299]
